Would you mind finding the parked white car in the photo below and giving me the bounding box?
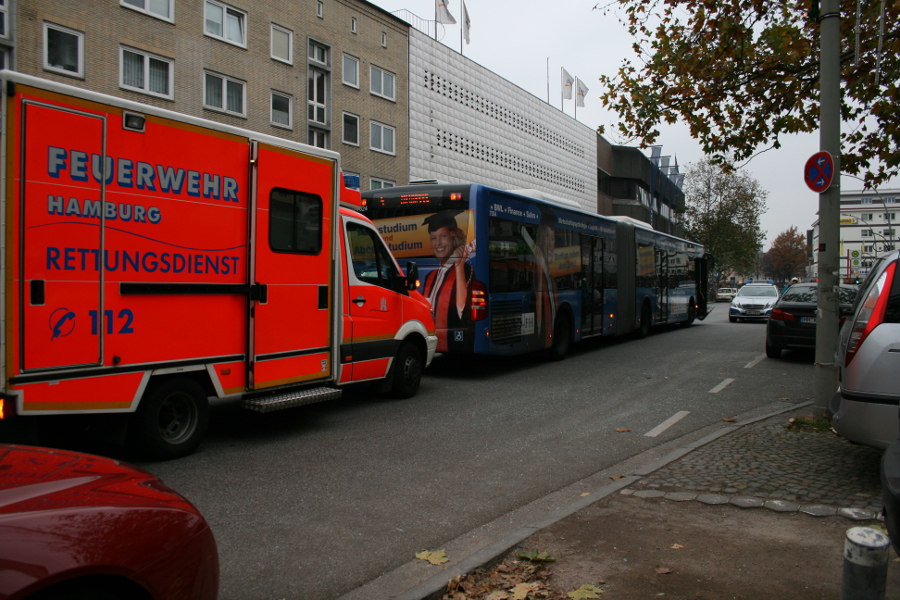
[716,287,737,302]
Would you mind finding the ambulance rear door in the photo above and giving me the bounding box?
[248,142,338,390]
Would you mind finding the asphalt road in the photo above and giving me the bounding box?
[136,305,819,600]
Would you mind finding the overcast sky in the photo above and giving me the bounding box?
[366,0,897,249]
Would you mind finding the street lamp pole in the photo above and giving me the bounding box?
[813,0,841,418]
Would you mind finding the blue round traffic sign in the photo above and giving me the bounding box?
[805,151,834,193]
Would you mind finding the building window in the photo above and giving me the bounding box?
[884,229,895,237]
[271,24,292,64]
[381,32,387,47]
[308,68,327,124]
[861,229,872,237]
[204,1,246,47]
[885,213,896,221]
[342,54,359,88]
[342,113,359,146]
[121,0,172,21]
[317,1,323,18]
[44,23,83,77]
[370,66,395,101]
[204,72,245,116]
[370,121,395,155]
[271,92,292,128]
[309,128,327,149]
[0,0,7,37]
[121,48,173,98]
[351,17,357,33]
[309,40,328,65]
[862,213,873,221]
[864,245,875,253]
[370,178,394,190]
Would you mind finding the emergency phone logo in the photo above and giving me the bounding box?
[50,308,76,340]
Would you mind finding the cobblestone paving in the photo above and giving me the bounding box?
[627,417,884,518]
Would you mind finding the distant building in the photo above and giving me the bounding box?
[809,188,900,281]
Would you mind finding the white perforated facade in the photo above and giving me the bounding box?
[408,30,598,213]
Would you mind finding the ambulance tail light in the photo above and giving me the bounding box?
[471,280,488,321]
[0,398,4,420]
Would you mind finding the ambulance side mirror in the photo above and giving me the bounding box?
[405,262,420,291]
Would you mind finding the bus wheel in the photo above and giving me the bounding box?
[131,377,209,460]
[637,303,652,338]
[548,312,572,361]
[681,299,696,327]
[390,341,423,399]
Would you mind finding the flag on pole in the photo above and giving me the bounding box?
[561,68,574,100]
[575,78,589,107]
[436,0,456,24]
[462,1,471,44]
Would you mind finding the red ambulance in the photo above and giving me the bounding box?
[0,71,437,459]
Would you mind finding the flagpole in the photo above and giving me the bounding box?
[546,58,549,104]
[560,67,563,111]
[574,77,578,120]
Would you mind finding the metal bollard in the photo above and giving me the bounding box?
[842,527,890,600]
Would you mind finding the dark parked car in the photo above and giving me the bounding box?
[765,282,858,358]
[0,444,219,600]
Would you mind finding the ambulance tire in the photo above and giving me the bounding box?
[131,377,209,460]
[390,341,423,399]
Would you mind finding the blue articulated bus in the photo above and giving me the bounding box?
[361,183,711,359]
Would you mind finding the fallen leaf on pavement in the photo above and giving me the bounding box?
[416,549,449,565]
[512,582,536,599]
[609,475,625,480]
[580,492,590,497]
[655,566,672,574]
[723,418,736,422]
[671,543,684,549]
[485,591,509,600]
[567,584,603,599]
[615,428,631,432]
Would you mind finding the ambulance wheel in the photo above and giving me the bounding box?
[131,377,209,460]
[390,341,422,399]
[547,312,572,361]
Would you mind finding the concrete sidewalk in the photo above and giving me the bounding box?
[340,401,898,599]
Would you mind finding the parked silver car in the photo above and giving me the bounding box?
[829,250,900,449]
[729,283,779,322]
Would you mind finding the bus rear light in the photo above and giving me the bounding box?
[846,262,895,365]
[0,398,4,420]
[450,193,463,201]
[471,280,488,321]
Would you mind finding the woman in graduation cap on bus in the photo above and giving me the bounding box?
[422,209,474,352]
